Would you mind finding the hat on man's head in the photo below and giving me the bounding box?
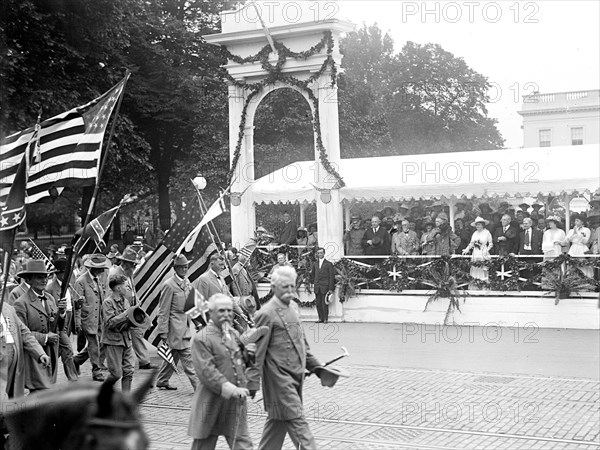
[173,254,191,266]
[46,244,58,253]
[84,253,111,269]
[17,260,56,278]
[399,203,410,211]
[117,247,142,264]
[350,214,361,221]
[455,199,467,206]
[519,203,530,210]
[432,201,445,208]
[589,196,600,209]
[436,212,449,222]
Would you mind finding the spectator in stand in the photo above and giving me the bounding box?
[296,227,308,247]
[454,218,472,255]
[122,225,135,247]
[493,214,519,256]
[462,217,493,288]
[391,219,419,255]
[382,216,395,233]
[432,213,461,256]
[541,216,566,261]
[563,214,592,278]
[389,214,403,237]
[362,216,391,258]
[420,220,437,256]
[454,200,467,220]
[343,215,365,256]
[589,216,600,254]
[431,201,445,220]
[517,218,543,255]
[397,204,410,221]
[408,220,419,239]
[276,212,297,246]
[362,217,372,231]
[306,223,318,247]
[537,218,547,233]
[531,201,544,216]
[155,224,166,245]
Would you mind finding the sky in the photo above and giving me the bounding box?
[335,1,600,148]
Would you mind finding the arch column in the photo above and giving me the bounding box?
[229,84,256,248]
[314,74,343,261]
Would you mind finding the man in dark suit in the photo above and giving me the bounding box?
[518,218,543,255]
[361,216,391,259]
[143,221,155,251]
[193,254,231,301]
[493,214,519,256]
[276,212,297,246]
[311,247,335,323]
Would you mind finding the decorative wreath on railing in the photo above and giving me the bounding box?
[221,31,345,189]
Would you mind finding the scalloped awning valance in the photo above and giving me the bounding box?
[250,145,599,205]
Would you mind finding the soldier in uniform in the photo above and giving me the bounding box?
[13,260,65,391]
[343,215,365,255]
[73,254,110,382]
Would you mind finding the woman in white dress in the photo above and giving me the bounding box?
[541,216,566,260]
[563,214,592,278]
[462,217,493,289]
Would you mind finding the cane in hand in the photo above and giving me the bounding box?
[306,346,350,377]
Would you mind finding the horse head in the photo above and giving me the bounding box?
[5,375,154,450]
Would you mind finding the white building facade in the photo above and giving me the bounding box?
[518,89,599,148]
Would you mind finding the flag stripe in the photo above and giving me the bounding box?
[0,77,127,205]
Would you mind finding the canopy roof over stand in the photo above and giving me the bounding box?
[250,145,599,205]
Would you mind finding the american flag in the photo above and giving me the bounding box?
[28,239,57,273]
[0,76,128,204]
[135,200,218,347]
[157,341,178,374]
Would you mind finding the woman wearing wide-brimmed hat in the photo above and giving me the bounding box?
[462,217,493,288]
[541,216,566,261]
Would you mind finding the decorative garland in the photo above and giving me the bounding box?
[222,31,345,188]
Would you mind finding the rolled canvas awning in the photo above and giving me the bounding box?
[250,145,599,204]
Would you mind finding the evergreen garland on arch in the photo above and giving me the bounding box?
[221,31,345,188]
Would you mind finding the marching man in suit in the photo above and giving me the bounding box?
[193,254,231,300]
[247,266,330,450]
[156,255,199,391]
[73,254,110,382]
[310,247,335,323]
[13,260,65,391]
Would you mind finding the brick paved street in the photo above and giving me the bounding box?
[66,323,600,449]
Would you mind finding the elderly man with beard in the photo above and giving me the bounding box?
[247,266,327,450]
[188,293,255,450]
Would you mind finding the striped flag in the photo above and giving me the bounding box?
[0,154,27,255]
[157,341,178,374]
[239,240,257,260]
[180,192,227,253]
[0,76,128,204]
[134,200,219,347]
[81,205,120,249]
[28,239,57,273]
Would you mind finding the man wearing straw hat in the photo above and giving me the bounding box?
[156,254,198,391]
[72,253,111,382]
[13,260,65,390]
[111,246,157,371]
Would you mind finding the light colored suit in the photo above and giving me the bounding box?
[193,270,230,301]
[13,289,59,388]
[156,275,198,389]
[8,281,28,306]
[231,262,254,297]
[1,303,46,400]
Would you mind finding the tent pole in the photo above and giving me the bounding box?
[449,197,456,232]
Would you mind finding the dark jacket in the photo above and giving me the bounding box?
[518,228,543,255]
[493,224,519,256]
[361,226,391,255]
[311,258,335,294]
[277,221,298,246]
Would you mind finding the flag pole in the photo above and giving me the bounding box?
[0,237,15,313]
[193,187,243,298]
[60,71,131,300]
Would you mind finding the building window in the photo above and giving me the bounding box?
[571,127,584,145]
[539,129,551,147]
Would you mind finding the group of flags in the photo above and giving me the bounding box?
[1,74,248,373]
